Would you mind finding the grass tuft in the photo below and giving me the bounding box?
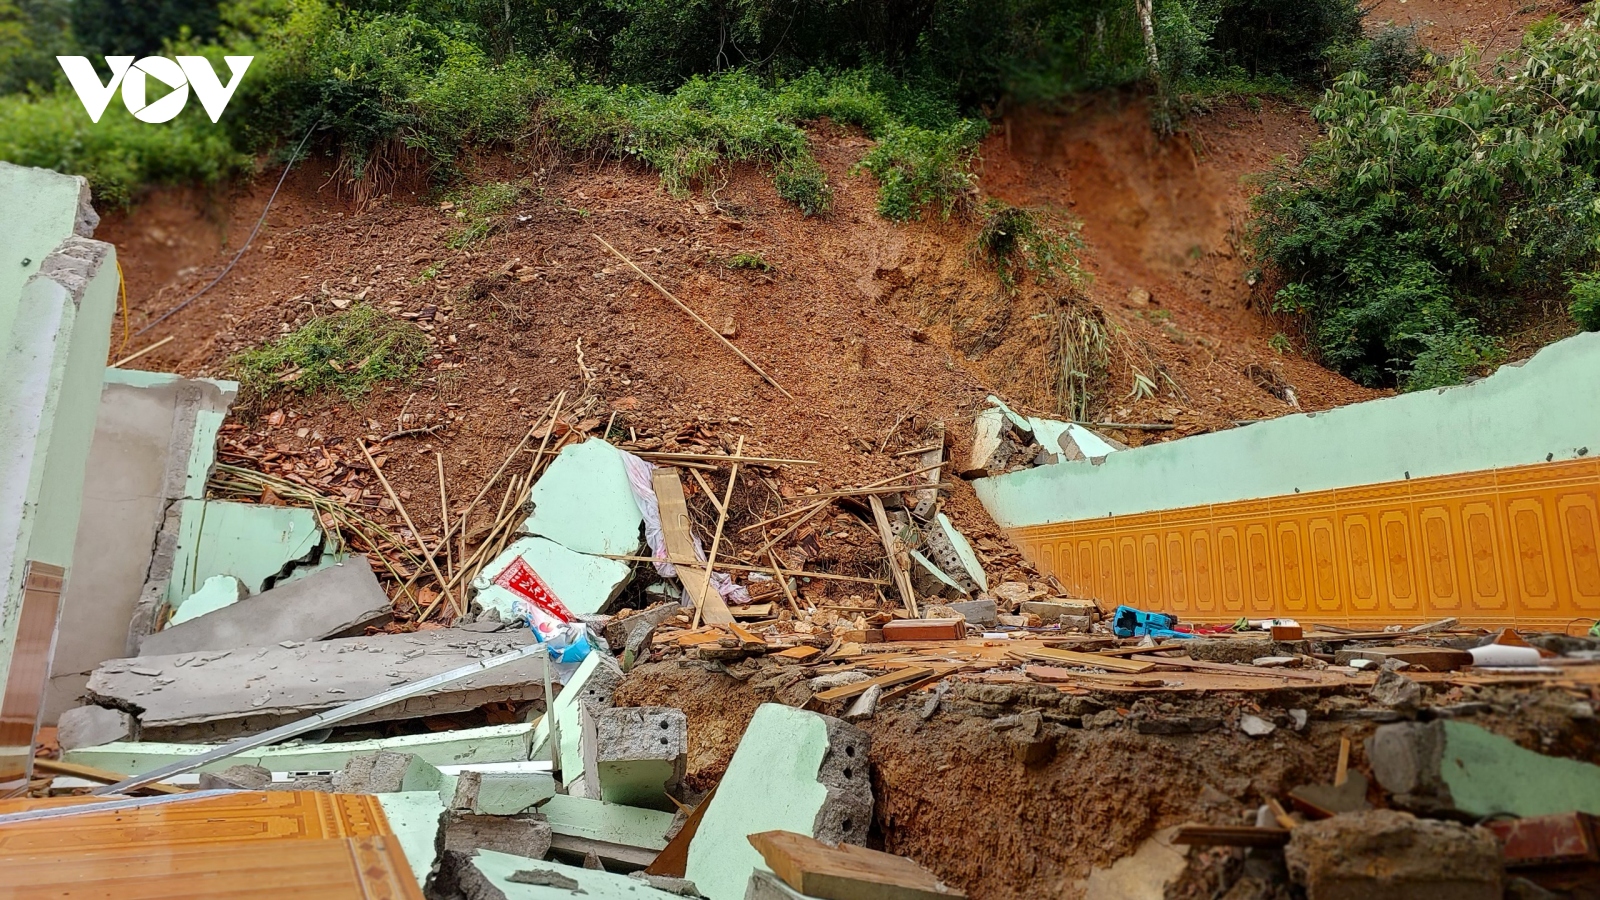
[231,305,429,401]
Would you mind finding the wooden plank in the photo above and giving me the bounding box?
[1130,654,1324,682]
[812,667,934,703]
[748,830,964,900]
[731,603,775,619]
[29,758,187,795]
[651,467,734,626]
[1020,647,1156,673]
[676,630,727,647]
[645,783,717,877]
[775,646,823,663]
[878,673,942,704]
[728,623,767,652]
[1171,825,1290,848]
[882,619,964,642]
[691,435,743,628]
[1024,666,1172,687]
[868,496,919,618]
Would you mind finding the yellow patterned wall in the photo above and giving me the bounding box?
[1008,458,1600,628]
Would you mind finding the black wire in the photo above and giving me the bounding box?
[134,121,320,338]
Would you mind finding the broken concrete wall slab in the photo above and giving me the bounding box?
[928,512,987,594]
[1,164,117,763]
[522,439,645,557]
[164,498,326,610]
[1370,719,1600,818]
[55,704,134,751]
[685,703,872,900]
[376,791,448,889]
[139,556,392,656]
[44,369,236,722]
[446,768,557,815]
[63,721,536,775]
[527,650,625,784]
[84,628,549,742]
[449,849,686,900]
[473,536,632,621]
[539,793,676,867]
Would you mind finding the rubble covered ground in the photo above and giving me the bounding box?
[14,0,1600,898]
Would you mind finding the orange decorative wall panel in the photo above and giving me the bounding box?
[1008,458,1600,628]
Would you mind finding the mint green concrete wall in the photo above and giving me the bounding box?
[976,333,1600,529]
[685,704,835,900]
[0,163,91,324]
[0,163,115,709]
[1441,721,1600,818]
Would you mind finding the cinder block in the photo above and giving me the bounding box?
[578,705,687,810]
[440,810,553,859]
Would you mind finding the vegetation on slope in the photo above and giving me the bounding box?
[1254,9,1600,390]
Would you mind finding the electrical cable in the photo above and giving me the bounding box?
[134,121,320,338]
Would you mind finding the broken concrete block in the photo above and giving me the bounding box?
[444,850,687,900]
[85,628,549,742]
[1185,637,1275,664]
[686,704,872,900]
[170,574,246,626]
[197,764,272,791]
[522,439,644,557]
[446,769,558,816]
[1285,809,1502,900]
[376,791,447,889]
[56,704,135,751]
[947,599,997,628]
[540,793,676,869]
[442,810,554,859]
[745,869,811,900]
[916,513,986,595]
[164,499,325,606]
[45,370,237,722]
[602,603,680,662]
[579,705,687,810]
[140,556,392,656]
[333,750,441,794]
[1083,827,1188,900]
[1059,615,1093,631]
[1019,600,1095,623]
[1369,669,1424,712]
[472,536,633,621]
[1370,720,1600,818]
[530,651,626,786]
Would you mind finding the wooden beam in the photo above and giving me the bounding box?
[651,468,734,626]
[692,437,742,629]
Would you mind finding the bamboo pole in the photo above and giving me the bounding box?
[692,437,742,629]
[360,440,460,617]
[595,234,794,400]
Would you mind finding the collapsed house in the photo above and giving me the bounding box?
[3,162,1600,900]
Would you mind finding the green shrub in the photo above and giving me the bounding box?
[231,305,428,400]
[725,252,772,271]
[1572,273,1600,332]
[1402,320,1504,391]
[971,201,1086,289]
[856,120,986,222]
[1204,0,1364,81]
[1251,9,1600,388]
[0,91,247,206]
